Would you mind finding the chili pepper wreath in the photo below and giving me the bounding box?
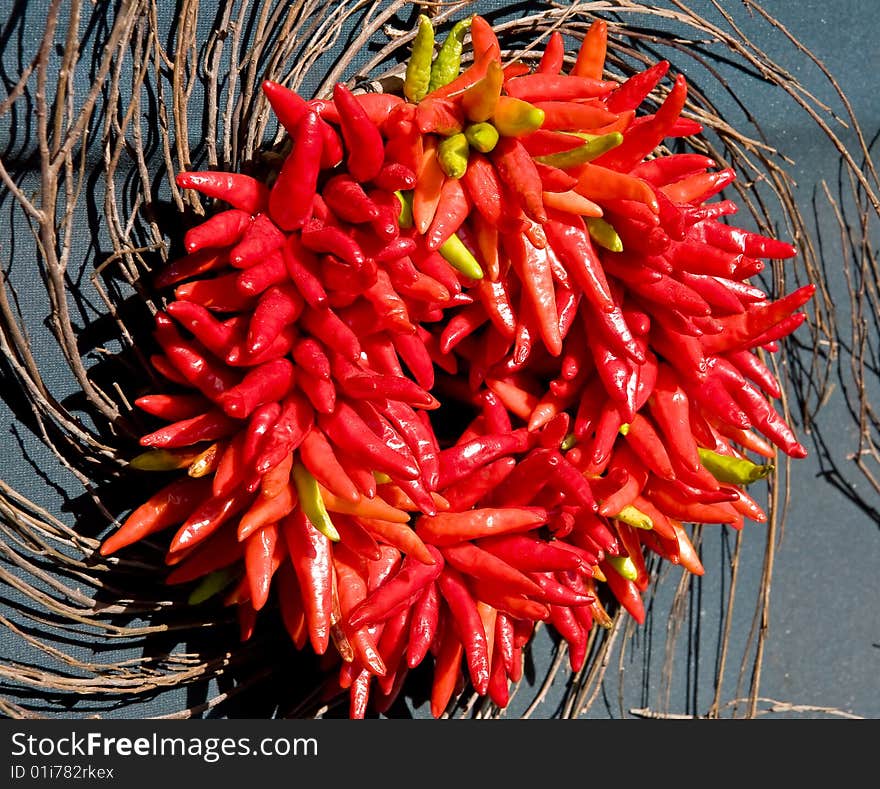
[87,10,822,719]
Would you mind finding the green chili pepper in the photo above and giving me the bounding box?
[619,423,631,436]
[613,505,653,530]
[560,433,578,451]
[129,449,196,471]
[586,217,624,252]
[534,131,623,168]
[292,463,341,541]
[464,122,500,153]
[428,17,472,92]
[396,190,414,229]
[437,132,470,178]
[492,96,545,137]
[188,567,237,605]
[439,233,484,280]
[404,14,435,103]
[607,555,639,581]
[698,447,774,485]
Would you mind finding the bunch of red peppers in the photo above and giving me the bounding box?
[101,14,814,718]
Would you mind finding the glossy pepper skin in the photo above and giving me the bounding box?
[102,12,814,721]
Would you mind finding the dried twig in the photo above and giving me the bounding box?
[0,0,875,720]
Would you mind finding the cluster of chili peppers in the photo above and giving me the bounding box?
[101,13,813,718]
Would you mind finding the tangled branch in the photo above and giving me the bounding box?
[0,0,875,719]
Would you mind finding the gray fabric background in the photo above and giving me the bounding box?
[1,0,877,719]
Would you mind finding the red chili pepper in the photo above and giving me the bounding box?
[137,403,236,447]
[99,477,212,556]
[183,208,251,254]
[749,312,808,348]
[389,329,435,392]
[544,209,617,314]
[300,219,366,269]
[525,570,594,607]
[315,92,404,127]
[217,357,295,419]
[243,282,304,357]
[252,392,314,476]
[426,177,470,251]
[268,111,323,232]
[237,465,296,540]
[469,577,550,622]
[548,603,587,671]
[661,167,736,203]
[630,152,716,187]
[383,107,424,175]
[281,508,333,654]
[372,162,417,192]
[486,635,510,707]
[244,522,284,611]
[232,250,287,298]
[441,541,545,598]
[345,372,435,411]
[332,545,387,678]
[436,566,490,695]
[172,272,256,314]
[643,476,740,523]
[575,163,659,213]
[436,429,530,489]
[416,507,548,546]
[503,231,563,357]
[347,546,444,631]
[375,603,413,697]
[319,400,420,482]
[469,14,501,61]
[646,363,702,473]
[699,284,815,354]
[599,75,689,173]
[491,136,547,224]
[297,305,361,363]
[168,483,254,556]
[153,313,240,401]
[681,200,740,226]
[429,616,464,718]
[176,171,269,215]
[606,59,670,113]
[275,563,308,649]
[416,96,465,136]
[537,30,564,74]
[227,213,285,269]
[412,139,446,236]
[406,583,440,669]
[261,80,342,168]
[441,457,517,512]
[154,249,228,289]
[671,270,744,315]
[599,559,646,623]
[700,220,797,260]
[296,428,360,504]
[572,18,607,79]
[724,349,781,398]
[333,82,385,183]
[505,73,616,102]
[318,174,379,225]
[135,392,212,422]
[280,236,328,308]
[717,368,806,457]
